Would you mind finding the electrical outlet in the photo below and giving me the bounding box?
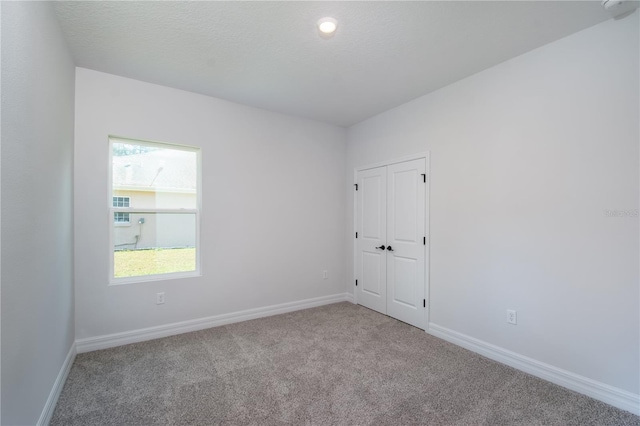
[507,309,517,325]
[156,292,165,305]
[323,270,328,279]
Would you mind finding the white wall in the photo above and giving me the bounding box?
[1,2,76,425]
[347,14,639,395]
[74,68,346,339]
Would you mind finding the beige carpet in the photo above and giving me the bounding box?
[52,302,639,425]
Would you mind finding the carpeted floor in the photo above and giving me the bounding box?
[52,302,639,425]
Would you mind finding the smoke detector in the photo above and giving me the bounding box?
[601,0,638,18]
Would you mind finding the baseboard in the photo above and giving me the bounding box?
[76,293,351,354]
[427,323,640,415]
[37,342,76,426]
[345,292,354,303]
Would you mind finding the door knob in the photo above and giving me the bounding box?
[386,246,394,251]
[375,245,386,250]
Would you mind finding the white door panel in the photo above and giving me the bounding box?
[391,169,418,243]
[386,159,426,329]
[362,252,383,296]
[390,256,417,307]
[362,174,384,240]
[356,166,387,314]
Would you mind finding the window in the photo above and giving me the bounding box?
[113,197,130,223]
[109,136,200,283]
[113,196,130,207]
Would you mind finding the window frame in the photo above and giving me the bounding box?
[108,135,202,285]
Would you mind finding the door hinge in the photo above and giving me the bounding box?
[354,183,358,191]
[355,232,358,239]
[423,236,426,245]
[423,299,426,308]
[355,279,358,286]
[421,173,426,183]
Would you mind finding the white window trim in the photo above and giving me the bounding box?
[108,136,202,285]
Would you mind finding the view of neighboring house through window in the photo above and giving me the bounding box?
[110,136,200,282]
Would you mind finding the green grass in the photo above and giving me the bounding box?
[114,248,196,278]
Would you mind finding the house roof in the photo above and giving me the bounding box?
[112,149,196,192]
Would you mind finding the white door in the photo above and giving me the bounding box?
[355,166,387,314]
[355,158,427,329]
[386,159,426,329]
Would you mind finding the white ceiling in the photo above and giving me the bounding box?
[53,1,611,127]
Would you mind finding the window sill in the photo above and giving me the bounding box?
[109,270,201,286]
[114,222,132,227]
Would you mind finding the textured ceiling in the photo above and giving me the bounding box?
[53,1,611,127]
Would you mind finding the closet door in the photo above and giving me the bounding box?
[386,159,426,329]
[355,166,387,315]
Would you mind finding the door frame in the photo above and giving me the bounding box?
[352,152,430,329]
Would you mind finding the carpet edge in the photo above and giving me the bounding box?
[76,293,351,354]
[427,322,640,416]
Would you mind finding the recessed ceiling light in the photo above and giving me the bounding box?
[317,17,337,35]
